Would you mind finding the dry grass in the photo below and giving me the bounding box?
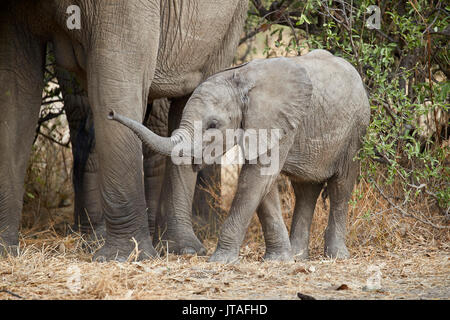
[2,147,448,300]
[1,229,448,300]
[22,116,73,231]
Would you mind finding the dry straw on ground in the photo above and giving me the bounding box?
[1,156,449,300]
[0,229,448,300]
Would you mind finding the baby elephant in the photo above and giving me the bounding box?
[109,49,370,263]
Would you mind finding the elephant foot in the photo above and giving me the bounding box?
[81,226,107,253]
[158,229,207,256]
[324,242,350,260]
[69,222,106,239]
[263,249,293,262]
[0,244,19,258]
[83,223,106,244]
[208,247,240,264]
[0,235,19,258]
[93,236,158,262]
[68,223,107,253]
[291,246,309,261]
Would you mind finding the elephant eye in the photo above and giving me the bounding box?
[207,119,218,129]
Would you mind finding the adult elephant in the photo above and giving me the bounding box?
[58,69,220,243]
[57,68,166,239]
[0,0,248,261]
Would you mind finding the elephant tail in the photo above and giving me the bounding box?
[321,183,328,210]
[72,116,95,195]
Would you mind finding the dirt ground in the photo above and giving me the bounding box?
[0,230,448,300]
[3,155,448,300]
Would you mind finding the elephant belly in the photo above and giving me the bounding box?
[149,0,243,99]
[149,71,204,99]
[281,123,350,183]
[282,142,338,183]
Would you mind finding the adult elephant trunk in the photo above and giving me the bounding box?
[107,110,192,157]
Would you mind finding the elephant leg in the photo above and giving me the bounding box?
[155,96,207,255]
[86,11,160,262]
[192,164,223,238]
[143,98,169,237]
[72,147,105,239]
[57,69,104,239]
[0,19,45,254]
[324,162,359,259]
[89,83,156,262]
[144,148,165,237]
[256,183,292,262]
[209,137,293,264]
[289,181,324,260]
[209,164,281,264]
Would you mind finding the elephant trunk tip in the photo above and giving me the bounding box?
[107,110,116,120]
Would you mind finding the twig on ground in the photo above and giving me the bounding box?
[0,290,24,299]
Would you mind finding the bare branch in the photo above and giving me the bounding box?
[37,131,70,148]
[373,182,449,229]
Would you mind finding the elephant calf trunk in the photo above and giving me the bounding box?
[107,110,177,157]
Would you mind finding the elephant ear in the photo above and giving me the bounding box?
[232,58,313,161]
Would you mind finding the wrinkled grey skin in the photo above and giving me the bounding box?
[0,0,248,261]
[56,69,105,238]
[58,68,170,240]
[109,50,371,263]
